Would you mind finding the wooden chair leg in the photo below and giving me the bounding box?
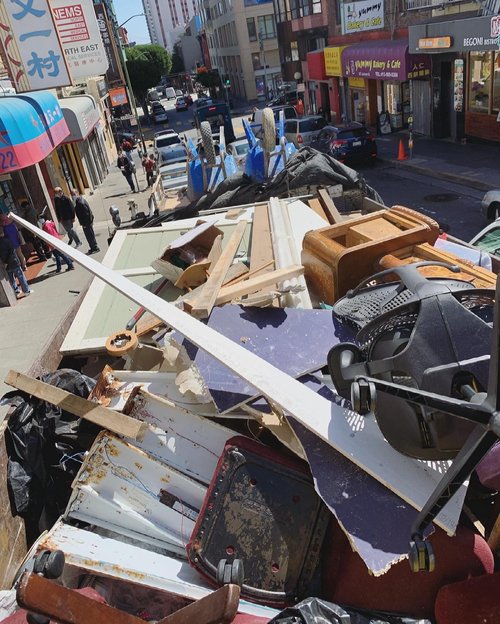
[17,571,241,624]
[16,572,143,624]
[157,584,240,624]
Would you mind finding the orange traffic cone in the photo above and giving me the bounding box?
[397,138,408,161]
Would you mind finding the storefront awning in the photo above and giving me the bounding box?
[341,39,431,81]
[14,91,70,148]
[60,96,100,143]
[307,50,327,81]
[0,96,67,174]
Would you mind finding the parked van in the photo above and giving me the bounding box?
[165,87,176,100]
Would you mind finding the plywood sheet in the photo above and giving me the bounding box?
[174,305,355,412]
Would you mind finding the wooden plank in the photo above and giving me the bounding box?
[223,259,273,287]
[221,262,249,285]
[158,584,240,624]
[214,265,304,306]
[11,212,466,534]
[318,188,344,224]
[307,198,329,223]
[5,370,147,441]
[187,221,248,318]
[249,203,275,277]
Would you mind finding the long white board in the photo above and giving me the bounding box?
[12,212,466,534]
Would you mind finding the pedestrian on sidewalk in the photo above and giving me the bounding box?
[0,213,27,270]
[117,150,136,192]
[0,227,33,297]
[142,153,156,187]
[121,138,134,164]
[53,187,82,247]
[40,217,75,273]
[71,189,100,255]
[19,200,50,261]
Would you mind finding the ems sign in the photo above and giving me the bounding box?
[51,0,108,81]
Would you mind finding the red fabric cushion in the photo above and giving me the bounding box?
[322,519,494,619]
[435,572,500,624]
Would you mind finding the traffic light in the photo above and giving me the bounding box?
[225,79,230,86]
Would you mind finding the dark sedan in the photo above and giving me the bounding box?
[310,123,377,164]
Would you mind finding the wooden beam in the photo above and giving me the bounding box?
[5,370,147,441]
[249,204,275,277]
[318,188,343,224]
[223,259,273,287]
[307,198,329,223]
[187,220,247,318]
[10,212,466,534]
[214,265,304,306]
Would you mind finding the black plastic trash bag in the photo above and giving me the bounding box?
[0,369,100,543]
[268,598,431,624]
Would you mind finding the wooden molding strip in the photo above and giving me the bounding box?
[5,370,147,441]
[188,220,248,318]
[214,265,304,306]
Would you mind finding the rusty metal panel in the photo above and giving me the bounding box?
[37,521,279,620]
[65,432,206,554]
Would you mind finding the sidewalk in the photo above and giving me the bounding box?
[0,157,156,418]
[86,151,153,226]
[376,130,499,192]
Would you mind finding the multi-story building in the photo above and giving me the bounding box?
[408,0,500,143]
[199,0,281,101]
[143,0,198,51]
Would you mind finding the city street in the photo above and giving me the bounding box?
[359,162,488,243]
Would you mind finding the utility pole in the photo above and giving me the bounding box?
[115,14,148,156]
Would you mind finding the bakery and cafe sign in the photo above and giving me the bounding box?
[410,15,500,53]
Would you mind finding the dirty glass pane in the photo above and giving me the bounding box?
[469,51,491,112]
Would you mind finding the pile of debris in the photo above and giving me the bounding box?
[2,192,500,623]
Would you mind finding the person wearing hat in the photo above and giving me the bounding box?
[53,187,82,247]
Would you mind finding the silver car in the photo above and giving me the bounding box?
[480,189,500,220]
[284,115,327,147]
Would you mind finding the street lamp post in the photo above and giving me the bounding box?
[115,14,147,156]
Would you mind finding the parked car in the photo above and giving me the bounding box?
[154,130,181,159]
[150,102,169,124]
[175,97,188,112]
[165,87,176,100]
[147,88,161,103]
[310,122,378,164]
[284,116,327,147]
[480,189,500,220]
[227,139,250,170]
[157,144,188,166]
[156,84,167,97]
[175,89,183,97]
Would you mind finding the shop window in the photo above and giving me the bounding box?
[493,52,500,112]
[257,15,276,40]
[291,41,299,62]
[469,51,491,112]
[247,17,257,41]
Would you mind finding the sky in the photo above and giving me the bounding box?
[114,0,150,45]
